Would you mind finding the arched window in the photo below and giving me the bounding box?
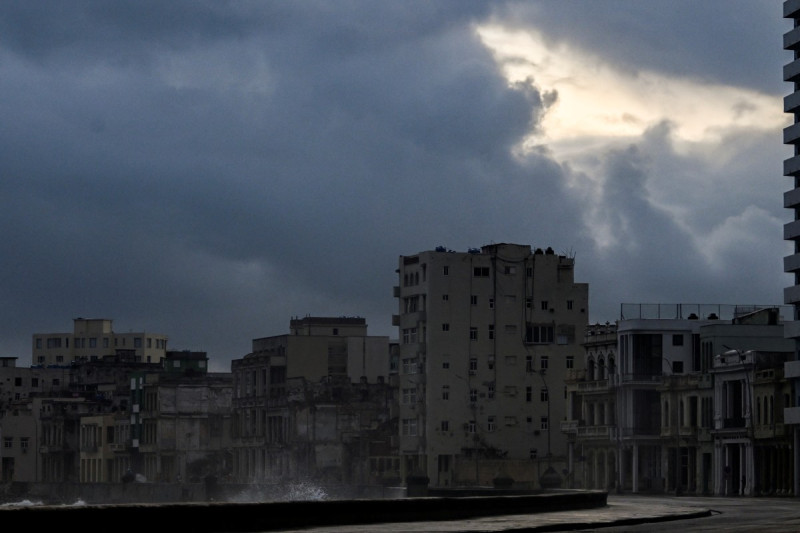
[598,357,606,380]
[608,356,616,376]
[587,357,596,381]
[756,397,761,425]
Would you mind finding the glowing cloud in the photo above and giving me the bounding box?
[477,25,786,160]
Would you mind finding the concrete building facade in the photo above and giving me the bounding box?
[32,318,168,367]
[395,243,588,488]
[783,0,800,496]
[230,317,394,485]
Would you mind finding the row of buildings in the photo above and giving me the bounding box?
[2,242,799,499]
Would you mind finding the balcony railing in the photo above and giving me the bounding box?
[576,425,611,439]
[723,417,746,429]
[621,426,660,437]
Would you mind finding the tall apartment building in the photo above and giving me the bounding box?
[395,243,588,488]
[32,318,168,367]
[783,0,800,496]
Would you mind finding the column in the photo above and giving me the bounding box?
[632,443,639,493]
[795,428,800,496]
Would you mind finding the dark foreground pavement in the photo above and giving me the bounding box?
[0,490,714,533]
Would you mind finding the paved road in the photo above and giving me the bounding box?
[278,494,800,533]
[588,495,800,533]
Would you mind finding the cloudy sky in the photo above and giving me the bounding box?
[0,1,791,371]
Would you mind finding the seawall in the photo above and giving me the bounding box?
[0,489,607,532]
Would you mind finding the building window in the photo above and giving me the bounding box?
[134,337,143,348]
[470,389,478,402]
[488,416,496,431]
[540,356,549,370]
[402,418,418,436]
[526,298,532,309]
[469,358,478,374]
[35,338,42,349]
[103,338,109,348]
[332,328,339,336]
[56,356,63,363]
[526,325,554,344]
[488,325,494,340]
[473,267,490,277]
[504,266,516,275]
[540,301,549,311]
[489,298,495,309]
[672,334,684,346]
[3,437,11,448]
[403,388,417,404]
[566,355,574,369]
[488,355,495,370]
[442,386,450,400]
[402,358,418,374]
[567,300,574,310]
[540,416,549,430]
[20,438,28,450]
[441,420,450,431]
[14,377,22,387]
[442,294,449,301]
[442,361,450,369]
[442,323,450,332]
[526,355,534,372]
[443,266,449,276]
[672,361,684,373]
[487,383,495,399]
[526,386,532,402]
[468,420,476,433]
[471,295,478,305]
[470,327,478,341]
[540,388,549,402]
[402,328,418,344]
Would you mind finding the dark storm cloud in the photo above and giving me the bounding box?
[0,1,788,370]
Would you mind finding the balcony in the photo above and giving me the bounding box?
[786,0,800,18]
[560,420,578,434]
[620,374,662,385]
[786,121,800,145]
[697,428,713,442]
[577,379,610,393]
[785,154,800,177]
[786,24,800,50]
[784,360,800,379]
[786,91,800,114]
[784,57,800,83]
[576,425,611,440]
[755,424,786,439]
[620,426,660,438]
[723,417,746,429]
